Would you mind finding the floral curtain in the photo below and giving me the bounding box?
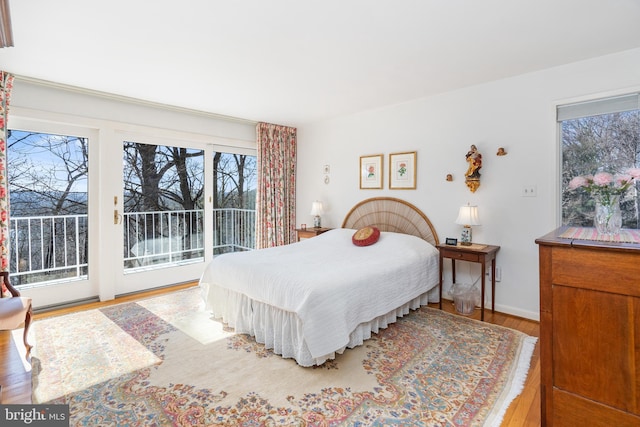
[255,122,297,249]
[0,71,13,297]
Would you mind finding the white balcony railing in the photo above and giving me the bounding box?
[212,208,255,253]
[123,209,205,270]
[10,214,88,286]
[10,208,255,286]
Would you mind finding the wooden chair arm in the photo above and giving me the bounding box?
[1,271,20,297]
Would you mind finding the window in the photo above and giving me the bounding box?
[559,93,640,228]
[212,151,257,254]
[123,141,205,270]
[7,130,89,286]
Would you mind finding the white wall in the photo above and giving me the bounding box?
[296,47,640,321]
[10,78,256,143]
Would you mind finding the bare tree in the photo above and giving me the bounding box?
[7,130,89,284]
[213,153,256,209]
[123,142,204,212]
[8,130,88,216]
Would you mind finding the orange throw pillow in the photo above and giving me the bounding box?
[352,226,381,246]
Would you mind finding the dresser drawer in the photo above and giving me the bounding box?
[439,248,481,262]
[550,246,640,297]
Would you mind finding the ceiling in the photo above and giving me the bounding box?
[2,0,640,126]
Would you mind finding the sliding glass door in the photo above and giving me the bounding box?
[7,122,99,307]
[212,151,257,255]
[116,139,258,296]
[7,118,256,307]
[116,136,205,295]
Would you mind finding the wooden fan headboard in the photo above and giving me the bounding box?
[341,197,440,246]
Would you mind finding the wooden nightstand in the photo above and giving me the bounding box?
[296,227,332,241]
[436,243,500,321]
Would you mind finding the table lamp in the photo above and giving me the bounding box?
[455,204,480,245]
[310,200,324,228]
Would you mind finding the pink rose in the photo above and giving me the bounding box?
[615,174,632,186]
[568,176,588,189]
[626,168,640,179]
[592,172,613,186]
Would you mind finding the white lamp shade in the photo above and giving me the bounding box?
[310,201,324,216]
[455,205,480,226]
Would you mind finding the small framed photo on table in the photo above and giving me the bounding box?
[389,151,417,189]
[360,154,383,189]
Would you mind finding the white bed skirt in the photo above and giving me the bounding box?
[200,282,439,367]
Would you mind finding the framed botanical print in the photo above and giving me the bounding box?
[360,154,383,189]
[389,151,417,189]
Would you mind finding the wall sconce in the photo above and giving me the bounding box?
[310,200,324,228]
[455,204,480,245]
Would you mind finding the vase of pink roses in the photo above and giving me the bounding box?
[569,168,640,236]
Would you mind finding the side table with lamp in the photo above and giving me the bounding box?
[438,204,500,321]
[297,201,331,241]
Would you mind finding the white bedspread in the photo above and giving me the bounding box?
[199,228,439,361]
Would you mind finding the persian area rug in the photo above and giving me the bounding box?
[31,288,537,426]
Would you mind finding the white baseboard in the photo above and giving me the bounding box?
[442,297,540,322]
[492,303,539,322]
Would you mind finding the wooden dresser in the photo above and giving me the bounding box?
[536,228,640,427]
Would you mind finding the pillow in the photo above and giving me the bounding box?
[352,226,381,246]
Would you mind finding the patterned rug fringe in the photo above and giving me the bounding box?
[491,335,538,426]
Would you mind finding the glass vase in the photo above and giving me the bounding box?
[593,194,622,236]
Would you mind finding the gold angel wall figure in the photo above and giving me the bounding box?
[465,145,482,192]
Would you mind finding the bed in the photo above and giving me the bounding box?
[199,197,440,366]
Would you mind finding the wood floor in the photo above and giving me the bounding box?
[0,284,541,426]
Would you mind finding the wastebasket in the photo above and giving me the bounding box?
[451,282,479,315]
